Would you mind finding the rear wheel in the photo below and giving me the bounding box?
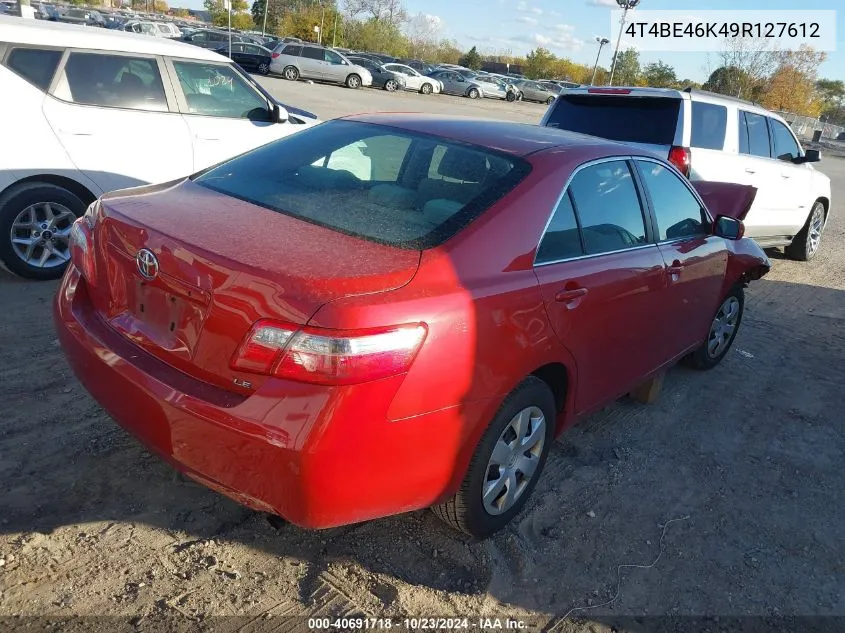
[506,91,516,102]
[685,286,744,370]
[432,377,555,538]
[468,87,480,99]
[282,65,299,81]
[0,183,85,280]
[784,201,825,261]
[384,79,398,92]
[258,62,269,75]
[546,96,555,105]
[420,82,433,95]
[346,74,362,89]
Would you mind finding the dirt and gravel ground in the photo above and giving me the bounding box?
[1,80,844,632]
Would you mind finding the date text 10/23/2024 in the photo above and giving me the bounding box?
[307,617,528,630]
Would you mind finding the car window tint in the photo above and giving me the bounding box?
[173,61,268,119]
[5,47,62,90]
[545,95,680,145]
[194,120,530,249]
[156,23,169,33]
[568,160,647,254]
[62,53,167,112]
[302,47,323,60]
[740,111,771,158]
[770,119,801,161]
[691,102,727,150]
[536,191,584,264]
[637,160,709,241]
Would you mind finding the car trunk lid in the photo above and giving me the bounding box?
[89,180,421,393]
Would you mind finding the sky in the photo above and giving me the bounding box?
[178,0,844,83]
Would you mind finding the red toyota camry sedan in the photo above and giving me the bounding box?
[55,115,770,537]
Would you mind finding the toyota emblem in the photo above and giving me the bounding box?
[136,248,159,280]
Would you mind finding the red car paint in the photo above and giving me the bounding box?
[55,115,770,529]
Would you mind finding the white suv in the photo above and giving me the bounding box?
[541,87,832,261]
[0,16,319,279]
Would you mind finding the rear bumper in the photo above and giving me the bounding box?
[55,268,489,528]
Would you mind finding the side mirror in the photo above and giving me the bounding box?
[796,149,821,164]
[272,102,288,123]
[714,215,744,240]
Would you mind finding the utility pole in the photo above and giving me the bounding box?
[591,37,610,85]
[331,9,338,48]
[319,2,325,46]
[608,0,640,87]
[262,0,268,36]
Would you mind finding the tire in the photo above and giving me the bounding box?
[506,91,516,102]
[282,65,299,81]
[546,96,555,105]
[784,200,825,261]
[384,79,398,92]
[420,83,433,95]
[684,285,744,370]
[517,91,524,101]
[468,87,480,99]
[432,376,555,538]
[258,62,269,75]
[0,183,85,281]
[346,74,362,89]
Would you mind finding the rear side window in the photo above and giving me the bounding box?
[302,47,323,60]
[282,44,303,56]
[545,95,680,145]
[691,102,727,150]
[536,191,583,264]
[193,120,531,249]
[569,160,647,254]
[739,111,771,158]
[5,47,62,90]
[58,53,168,112]
[636,160,709,240]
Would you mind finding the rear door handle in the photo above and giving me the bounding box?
[744,168,756,174]
[555,287,589,302]
[667,261,684,280]
[781,173,791,179]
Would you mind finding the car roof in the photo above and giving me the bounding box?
[0,14,226,62]
[340,114,650,158]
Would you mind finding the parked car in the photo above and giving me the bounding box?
[214,42,273,75]
[0,15,318,280]
[382,63,440,94]
[427,69,486,99]
[270,43,372,89]
[399,59,437,75]
[180,29,244,49]
[514,79,558,104]
[541,87,832,261]
[56,115,770,537]
[346,56,406,92]
[472,73,517,101]
[58,8,106,27]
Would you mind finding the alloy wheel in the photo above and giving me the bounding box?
[808,205,824,256]
[385,79,397,91]
[10,202,75,269]
[707,296,740,358]
[482,406,546,515]
[258,62,269,75]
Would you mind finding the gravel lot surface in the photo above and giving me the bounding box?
[1,78,843,632]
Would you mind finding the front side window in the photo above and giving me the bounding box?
[324,50,344,64]
[568,160,647,255]
[536,191,583,264]
[770,119,801,161]
[193,120,530,248]
[190,31,208,42]
[5,47,62,90]
[59,53,168,112]
[636,160,709,241]
[740,111,771,158]
[691,102,727,150]
[173,61,268,119]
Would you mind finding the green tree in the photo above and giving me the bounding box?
[204,0,250,27]
[344,17,408,55]
[703,65,749,97]
[610,48,640,86]
[642,60,677,88]
[524,47,556,79]
[459,46,482,70]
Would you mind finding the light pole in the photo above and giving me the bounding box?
[262,0,268,36]
[591,37,610,85]
[608,0,640,87]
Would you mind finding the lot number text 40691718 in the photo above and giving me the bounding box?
[307,617,528,630]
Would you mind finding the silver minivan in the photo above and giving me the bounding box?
[270,43,372,89]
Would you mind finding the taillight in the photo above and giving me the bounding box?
[69,204,98,284]
[587,88,632,94]
[271,52,280,59]
[231,320,428,386]
[668,145,691,177]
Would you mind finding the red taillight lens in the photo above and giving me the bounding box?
[668,145,691,177]
[271,52,280,59]
[69,215,96,284]
[231,321,428,386]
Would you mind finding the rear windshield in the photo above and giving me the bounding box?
[545,94,680,145]
[193,120,530,249]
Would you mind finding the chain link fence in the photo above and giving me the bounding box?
[775,111,844,142]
